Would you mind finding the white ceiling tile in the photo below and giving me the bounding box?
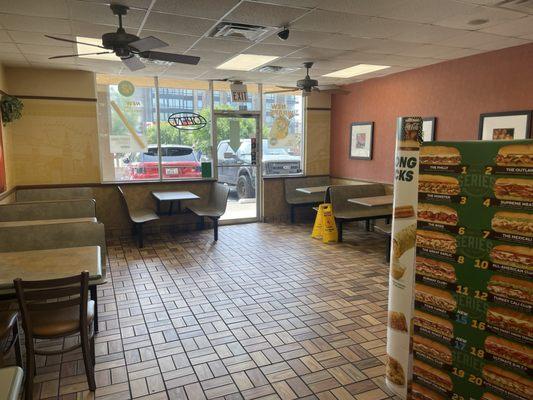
[70,22,117,38]
[312,35,381,51]
[360,39,422,55]
[474,36,530,50]
[18,43,77,56]
[0,53,28,64]
[480,15,533,36]
[0,14,72,34]
[289,10,368,34]
[397,43,465,58]
[288,47,350,59]
[225,2,308,27]
[143,12,215,36]
[434,5,527,30]
[261,30,336,47]
[192,37,250,53]
[0,0,69,19]
[243,43,302,56]
[247,0,319,8]
[152,0,240,20]
[318,0,407,16]
[432,47,484,59]
[9,30,73,47]
[0,43,20,53]
[379,0,479,23]
[0,30,11,42]
[24,53,77,65]
[520,32,533,40]
[394,25,464,44]
[437,31,504,47]
[67,1,145,28]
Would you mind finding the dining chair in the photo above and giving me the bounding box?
[14,272,96,400]
[188,183,230,241]
[0,304,22,368]
[117,185,159,248]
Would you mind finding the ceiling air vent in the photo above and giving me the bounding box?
[257,65,301,73]
[210,22,274,42]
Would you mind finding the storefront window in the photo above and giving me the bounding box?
[262,86,304,176]
[97,75,212,182]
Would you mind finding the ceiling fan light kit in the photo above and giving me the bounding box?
[46,3,200,71]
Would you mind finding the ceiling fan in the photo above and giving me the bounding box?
[266,62,349,96]
[46,4,200,71]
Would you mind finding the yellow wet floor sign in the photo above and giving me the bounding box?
[312,203,338,243]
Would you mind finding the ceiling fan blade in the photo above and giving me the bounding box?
[141,51,200,65]
[278,86,299,90]
[122,56,145,71]
[49,51,113,60]
[45,35,106,49]
[129,36,168,52]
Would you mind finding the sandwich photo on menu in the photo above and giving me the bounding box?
[495,143,533,167]
[413,310,453,340]
[487,275,533,305]
[420,146,461,165]
[490,244,533,272]
[417,203,458,226]
[394,205,415,219]
[416,256,456,283]
[482,365,533,399]
[415,283,457,312]
[491,211,533,238]
[484,335,533,369]
[413,359,453,391]
[412,382,445,400]
[418,174,460,196]
[416,229,457,254]
[386,355,405,386]
[486,306,533,339]
[493,177,533,203]
[413,334,452,365]
[388,311,408,332]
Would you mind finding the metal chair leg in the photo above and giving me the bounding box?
[24,340,35,400]
[290,205,295,224]
[337,220,343,242]
[81,326,96,391]
[137,223,144,248]
[213,218,219,241]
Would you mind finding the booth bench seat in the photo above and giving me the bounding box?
[329,184,392,242]
[284,176,330,223]
[0,199,96,222]
[15,187,93,202]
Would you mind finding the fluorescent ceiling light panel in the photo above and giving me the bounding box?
[216,54,278,71]
[76,36,118,61]
[323,64,390,78]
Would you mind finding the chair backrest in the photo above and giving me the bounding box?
[209,183,230,214]
[0,199,96,222]
[284,176,330,202]
[14,272,89,339]
[329,184,386,213]
[16,188,93,202]
[117,185,133,214]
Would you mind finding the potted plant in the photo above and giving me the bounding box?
[1,95,23,126]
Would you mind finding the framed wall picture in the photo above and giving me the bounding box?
[349,122,374,160]
[422,117,436,142]
[478,110,532,141]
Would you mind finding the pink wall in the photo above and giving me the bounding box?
[330,43,533,183]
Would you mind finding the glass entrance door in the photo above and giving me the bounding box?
[214,111,261,222]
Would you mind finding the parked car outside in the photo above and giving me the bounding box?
[123,145,201,180]
[217,139,301,199]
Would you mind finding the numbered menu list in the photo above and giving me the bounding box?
[412,141,532,400]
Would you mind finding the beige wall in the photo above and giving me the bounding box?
[3,67,100,186]
[305,92,331,176]
[0,63,14,192]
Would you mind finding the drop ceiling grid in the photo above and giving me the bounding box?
[0,0,530,83]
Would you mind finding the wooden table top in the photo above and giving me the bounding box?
[348,195,394,207]
[151,191,200,201]
[0,217,97,228]
[295,186,329,194]
[0,246,101,291]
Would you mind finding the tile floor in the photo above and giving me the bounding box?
[28,222,395,399]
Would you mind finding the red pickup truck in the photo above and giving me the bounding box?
[123,145,201,180]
